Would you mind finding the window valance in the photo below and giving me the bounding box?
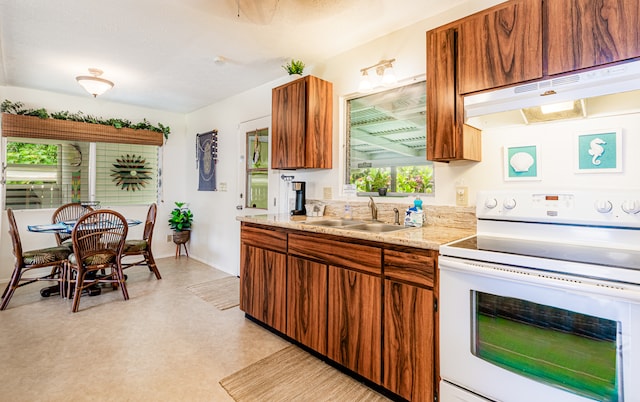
[1,113,163,146]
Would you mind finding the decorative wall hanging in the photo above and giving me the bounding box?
[575,129,622,173]
[111,154,153,191]
[503,144,540,181]
[196,129,218,191]
[72,171,81,202]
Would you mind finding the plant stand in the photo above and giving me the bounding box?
[175,243,189,259]
[172,231,190,259]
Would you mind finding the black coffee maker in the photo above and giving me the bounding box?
[290,181,306,216]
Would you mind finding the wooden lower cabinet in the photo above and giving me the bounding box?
[327,265,382,385]
[287,255,327,354]
[240,224,439,400]
[239,233,287,333]
[383,279,435,402]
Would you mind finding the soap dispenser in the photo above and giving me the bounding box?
[413,196,423,210]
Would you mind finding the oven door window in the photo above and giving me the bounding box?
[472,291,620,401]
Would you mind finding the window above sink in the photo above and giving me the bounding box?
[345,79,435,197]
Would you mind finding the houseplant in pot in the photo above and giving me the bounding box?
[282,59,305,76]
[169,202,193,245]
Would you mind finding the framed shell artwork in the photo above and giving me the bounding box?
[503,144,540,181]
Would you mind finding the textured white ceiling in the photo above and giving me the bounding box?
[0,0,463,113]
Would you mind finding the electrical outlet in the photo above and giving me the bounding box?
[166,234,172,242]
[456,186,468,207]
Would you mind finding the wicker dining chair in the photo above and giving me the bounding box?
[1,209,71,310]
[51,203,94,247]
[67,209,129,312]
[121,203,162,279]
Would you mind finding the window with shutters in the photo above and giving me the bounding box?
[4,138,158,210]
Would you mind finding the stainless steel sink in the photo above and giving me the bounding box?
[303,219,365,227]
[347,222,408,233]
[304,219,408,233]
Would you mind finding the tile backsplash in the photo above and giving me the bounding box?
[310,199,476,230]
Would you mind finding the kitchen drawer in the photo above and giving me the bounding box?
[384,248,436,288]
[288,233,382,275]
[240,223,287,253]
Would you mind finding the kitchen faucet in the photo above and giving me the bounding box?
[393,208,400,225]
[368,196,378,221]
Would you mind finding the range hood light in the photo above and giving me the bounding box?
[520,99,586,124]
[540,101,575,114]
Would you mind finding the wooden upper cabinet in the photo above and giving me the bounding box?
[547,0,640,75]
[271,75,332,169]
[458,0,543,94]
[426,27,482,162]
[426,27,457,161]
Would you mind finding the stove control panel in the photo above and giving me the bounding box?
[477,190,640,228]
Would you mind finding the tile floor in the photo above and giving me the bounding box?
[0,257,290,402]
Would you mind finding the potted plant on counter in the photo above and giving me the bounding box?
[169,202,193,245]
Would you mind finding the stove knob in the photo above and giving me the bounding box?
[503,198,517,210]
[595,200,613,213]
[484,198,498,209]
[621,200,640,214]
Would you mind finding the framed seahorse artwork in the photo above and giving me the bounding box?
[575,129,622,173]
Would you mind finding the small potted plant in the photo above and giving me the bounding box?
[169,202,193,245]
[282,59,305,76]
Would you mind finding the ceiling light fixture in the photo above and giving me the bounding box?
[76,68,114,97]
[358,58,397,92]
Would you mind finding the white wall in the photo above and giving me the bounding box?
[0,86,187,282]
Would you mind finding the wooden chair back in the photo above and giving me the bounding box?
[143,203,157,243]
[52,203,94,246]
[69,209,129,312]
[7,209,24,267]
[71,210,128,265]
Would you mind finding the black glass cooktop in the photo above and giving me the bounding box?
[446,235,640,271]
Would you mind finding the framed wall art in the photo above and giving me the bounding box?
[196,129,218,191]
[503,144,540,181]
[574,129,622,173]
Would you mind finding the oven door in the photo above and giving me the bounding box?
[439,255,640,402]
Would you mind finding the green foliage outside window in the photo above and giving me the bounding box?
[6,143,57,165]
[351,168,391,192]
[6,142,58,185]
[396,166,433,193]
[350,165,433,194]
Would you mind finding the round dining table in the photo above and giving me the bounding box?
[27,218,142,297]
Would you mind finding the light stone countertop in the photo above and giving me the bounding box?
[237,213,476,251]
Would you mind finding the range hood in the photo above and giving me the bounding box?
[464,60,640,119]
